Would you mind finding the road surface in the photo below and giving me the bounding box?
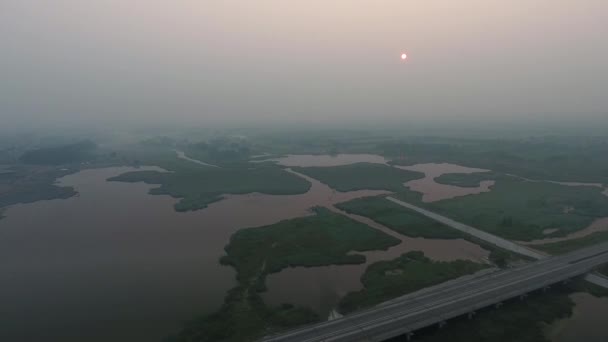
[386,196,608,288]
[262,242,608,342]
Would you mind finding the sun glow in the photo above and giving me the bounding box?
[401,53,407,60]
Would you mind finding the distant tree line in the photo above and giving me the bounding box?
[19,140,98,165]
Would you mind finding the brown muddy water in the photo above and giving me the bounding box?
[0,163,491,341]
[548,293,608,342]
[521,217,608,246]
[263,206,489,316]
[260,169,490,317]
[3,157,602,341]
[0,167,238,342]
[395,163,495,202]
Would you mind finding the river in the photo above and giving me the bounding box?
[0,161,485,341]
[1,154,605,341]
[548,293,608,342]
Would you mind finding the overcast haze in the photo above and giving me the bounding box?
[1,0,607,128]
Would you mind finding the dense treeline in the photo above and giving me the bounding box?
[20,140,98,165]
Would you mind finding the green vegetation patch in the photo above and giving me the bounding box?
[221,207,401,285]
[534,231,608,255]
[379,136,608,184]
[434,172,503,188]
[184,137,252,167]
[0,166,77,210]
[338,251,488,314]
[337,196,528,268]
[336,196,465,239]
[170,208,401,342]
[293,163,424,192]
[394,179,608,241]
[168,287,319,342]
[109,164,311,212]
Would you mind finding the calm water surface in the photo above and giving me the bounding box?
[395,163,495,202]
[549,293,608,342]
[0,166,404,341]
[0,167,237,342]
[3,159,604,341]
[262,191,490,317]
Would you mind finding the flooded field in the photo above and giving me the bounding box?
[395,163,495,202]
[263,229,489,316]
[262,199,490,317]
[548,293,608,342]
[521,217,608,245]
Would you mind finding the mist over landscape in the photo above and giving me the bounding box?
[2,0,607,128]
[1,1,608,342]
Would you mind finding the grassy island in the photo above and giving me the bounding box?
[293,163,424,192]
[338,251,488,314]
[109,163,311,211]
[170,208,400,342]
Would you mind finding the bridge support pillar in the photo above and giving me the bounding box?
[519,294,528,301]
[438,321,447,329]
[467,311,476,320]
[542,286,551,293]
[563,279,571,285]
[495,302,503,309]
[405,332,414,341]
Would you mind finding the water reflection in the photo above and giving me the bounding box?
[0,167,241,342]
[0,166,396,341]
[0,162,504,340]
[549,293,608,342]
[263,198,490,317]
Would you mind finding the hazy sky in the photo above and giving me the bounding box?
[1,1,607,127]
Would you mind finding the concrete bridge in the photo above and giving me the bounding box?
[262,242,608,342]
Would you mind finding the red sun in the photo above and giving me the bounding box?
[401,53,407,60]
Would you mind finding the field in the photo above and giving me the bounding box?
[394,179,608,241]
[381,136,608,184]
[534,231,608,255]
[338,251,488,314]
[293,163,424,192]
[336,195,522,267]
[434,172,504,187]
[336,196,465,239]
[172,208,400,342]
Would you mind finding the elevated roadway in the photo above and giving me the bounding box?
[262,242,608,342]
